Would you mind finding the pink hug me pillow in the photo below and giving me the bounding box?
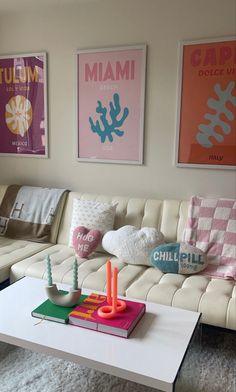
[72,226,102,258]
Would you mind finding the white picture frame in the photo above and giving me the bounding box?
[175,37,236,170]
[0,52,48,158]
[76,45,146,164]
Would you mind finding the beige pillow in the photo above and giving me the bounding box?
[69,199,117,247]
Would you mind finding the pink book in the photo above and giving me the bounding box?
[69,293,146,338]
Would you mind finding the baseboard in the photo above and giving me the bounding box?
[0,279,10,290]
[201,323,236,336]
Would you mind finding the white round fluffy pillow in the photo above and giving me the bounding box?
[102,225,165,266]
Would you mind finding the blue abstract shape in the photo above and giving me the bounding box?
[196,81,236,148]
[89,93,129,143]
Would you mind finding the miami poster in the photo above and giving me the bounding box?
[77,45,146,164]
[0,53,47,157]
[176,38,236,169]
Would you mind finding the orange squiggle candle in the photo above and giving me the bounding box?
[106,260,112,305]
[112,267,118,314]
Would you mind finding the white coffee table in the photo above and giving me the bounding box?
[0,277,201,392]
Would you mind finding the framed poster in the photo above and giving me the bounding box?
[0,52,48,157]
[77,45,146,164]
[176,37,236,170]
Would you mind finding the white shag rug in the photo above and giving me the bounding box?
[0,326,235,392]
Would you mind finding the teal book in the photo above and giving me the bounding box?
[31,291,88,324]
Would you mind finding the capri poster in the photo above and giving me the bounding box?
[77,45,146,164]
[0,53,48,157]
[176,38,236,169]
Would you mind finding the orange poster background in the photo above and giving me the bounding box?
[178,39,236,167]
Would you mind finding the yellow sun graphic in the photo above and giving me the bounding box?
[5,95,33,136]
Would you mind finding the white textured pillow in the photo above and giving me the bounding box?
[102,225,165,266]
[69,199,117,247]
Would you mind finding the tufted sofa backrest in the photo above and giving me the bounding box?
[56,192,190,245]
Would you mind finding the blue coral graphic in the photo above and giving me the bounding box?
[89,93,129,143]
[196,81,236,148]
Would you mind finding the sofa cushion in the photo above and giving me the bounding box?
[150,242,207,274]
[10,245,146,296]
[126,268,236,329]
[0,236,51,283]
[102,225,164,266]
[68,199,117,247]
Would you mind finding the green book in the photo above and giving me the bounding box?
[31,291,88,324]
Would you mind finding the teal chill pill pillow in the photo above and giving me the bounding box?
[149,242,208,274]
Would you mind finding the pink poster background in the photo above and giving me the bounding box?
[77,47,145,162]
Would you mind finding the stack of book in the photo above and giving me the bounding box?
[32,292,146,338]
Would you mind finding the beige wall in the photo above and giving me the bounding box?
[0,0,235,199]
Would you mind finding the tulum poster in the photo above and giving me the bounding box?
[77,45,146,164]
[0,53,47,157]
[176,38,236,169]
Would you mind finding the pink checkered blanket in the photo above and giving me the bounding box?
[182,196,236,280]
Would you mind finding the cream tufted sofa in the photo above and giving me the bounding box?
[0,187,235,331]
